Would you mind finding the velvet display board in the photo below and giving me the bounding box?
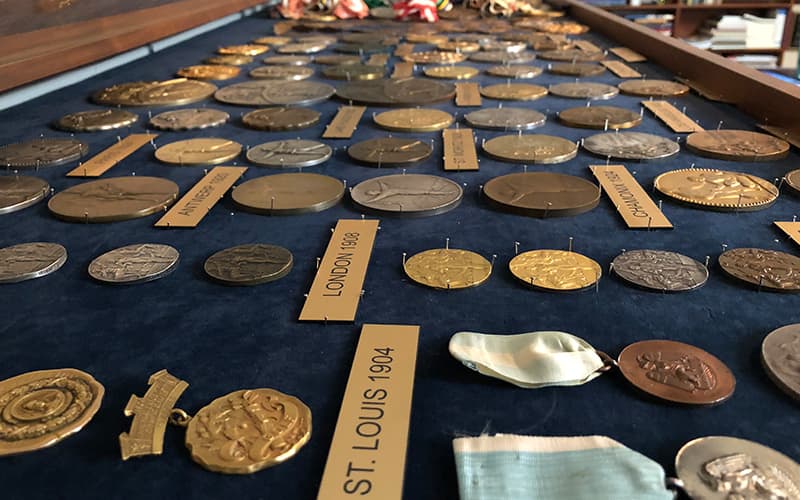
[0,13,799,500]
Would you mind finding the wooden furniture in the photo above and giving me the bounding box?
[0,0,268,93]
[594,0,797,62]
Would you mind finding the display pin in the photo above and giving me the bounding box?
[568,236,573,252]
[491,254,497,267]
[514,241,520,255]
[402,252,407,266]
[445,237,450,250]
[704,256,710,268]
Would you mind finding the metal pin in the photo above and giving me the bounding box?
[491,254,497,267]
[568,237,574,252]
[514,241,520,255]
[640,106,644,117]
[647,217,652,231]
[758,275,764,292]
[681,106,687,115]
[658,200,663,210]
[690,163,695,169]
[606,155,611,166]
[523,165,527,173]
[544,202,552,218]
[721,243,728,252]
[778,177,785,190]
[793,215,797,222]
[604,119,609,131]
[445,237,450,250]
[402,252,407,266]
[609,262,615,273]
[717,121,724,130]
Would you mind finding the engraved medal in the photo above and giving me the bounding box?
[120,370,311,474]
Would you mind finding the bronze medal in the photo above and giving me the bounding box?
[232,173,344,215]
[322,64,386,80]
[548,62,605,77]
[249,66,314,80]
[217,44,268,56]
[204,244,293,286]
[252,36,290,46]
[373,108,454,132]
[0,176,49,214]
[336,78,455,106]
[176,65,240,81]
[403,51,467,64]
[314,54,361,65]
[404,249,491,289]
[486,65,543,79]
[509,249,601,291]
[242,108,320,131]
[0,369,104,456]
[784,169,800,195]
[404,33,449,44]
[93,79,216,107]
[480,83,547,101]
[617,339,735,405]
[483,172,600,217]
[204,55,253,66]
[558,105,641,129]
[761,324,800,400]
[686,130,790,161]
[618,79,689,97]
[48,176,179,223]
[548,82,618,100]
[719,248,800,292]
[55,109,138,132]
[0,138,88,168]
[155,138,242,166]
[423,66,479,80]
[348,137,433,167]
[654,168,778,211]
[262,55,312,66]
[482,134,577,164]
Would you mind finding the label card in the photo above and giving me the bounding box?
[299,219,379,322]
[66,134,156,177]
[323,106,366,139]
[775,221,800,247]
[600,60,641,78]
[317,324,419,500]
[610,47,647,62]
[574,40,602,53]
[641,100,704,133]
[154,166,246,228]
[591,165,673,229]
[455,82,481,107]
[443,128,479,171]
[394,43,414,57]
[391,61,414,79]
[367,53,389,67]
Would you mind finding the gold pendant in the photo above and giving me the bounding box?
[120,370,311,474]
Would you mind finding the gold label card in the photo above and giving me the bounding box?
[574,40,602,53]
[610,46,646,62]
[154,166,246,228]
[394,43,414,57]
[317,324,420,500]
[455,82,481,107]
[600,60,641,78]
[391,61,414,79]
[642,100,704,133]
[591,165,673,229]
[323,106,366,139]
[66,134,156,177]
[367,53,389,66]
[299,219,379,322]
[775,222,800,246]
[443,128,479,171]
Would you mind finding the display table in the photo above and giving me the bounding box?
[0,9,799,500]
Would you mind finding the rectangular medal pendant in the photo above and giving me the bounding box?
[591,165,673,229]
[600,60,641,79]
[391,61,414,79]
[154,166,246,228]
[66,133,156,177]
[455,82,481,107]
[641,100,704,133]
[443,128,479,171]
[775,221,800,247]
[317,324,419,500]
[323,106,366,139]
[610,47,647,62]
[299,219,379,322]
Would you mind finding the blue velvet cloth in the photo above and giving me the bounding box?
[0,12,799,500]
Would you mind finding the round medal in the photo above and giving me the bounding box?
[509,249,601,291]
[483,172,600,217]
[404,249,492,289]
[89,244,179,284]
[350,173,462,217]
[232,173,344,215]
[204,244,293,286]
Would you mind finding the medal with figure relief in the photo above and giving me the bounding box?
[120,370,311,474]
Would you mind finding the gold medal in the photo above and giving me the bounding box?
[373,108,454,132]
[509,249,601,291]
[252,36,290,46]
[423,65,479,80]
[480,83,548,101]
[403,51,467,64]
[155,138,242,166]
[437,41,480,53]
[0,369,104,456]
[405,33,449,45]
[217,44,269,56]
[404,248,492,290]
[654,168,779,212]
[204,55,253,66]
[176,64,240,81]
[120,370,311,474]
